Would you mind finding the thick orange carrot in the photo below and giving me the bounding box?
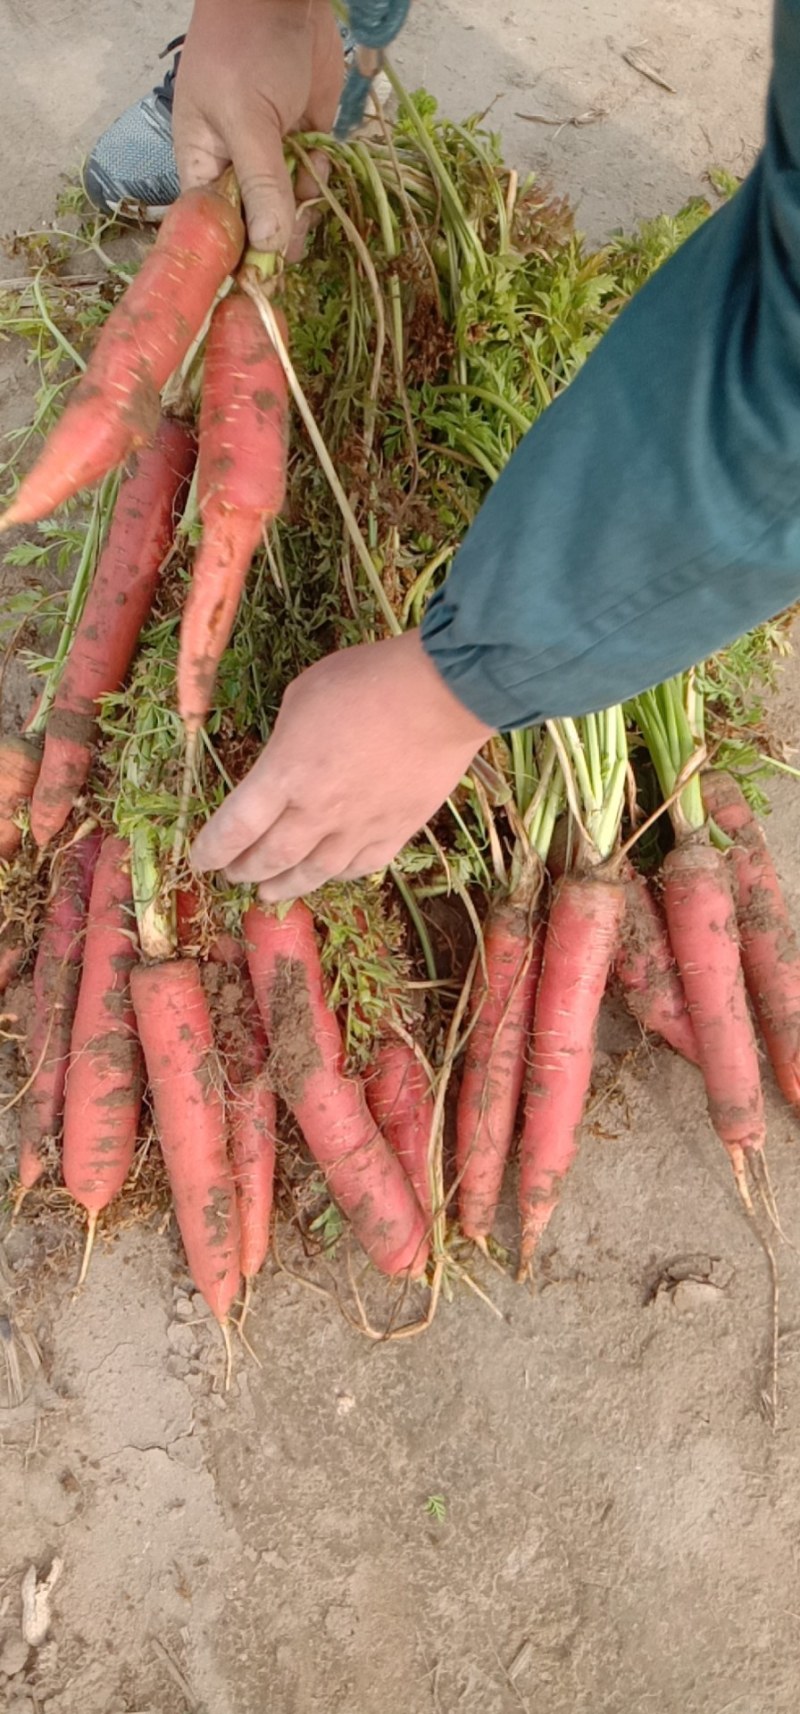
[30,420,195,847]
[17,829,101,1190]
[456,891,543,1241]
[614,862,698,1063]
[62,837,143,1272]
[518,875,625,1272]
[663,837,766,1171]
[131,958,240,1321]
[367,1038,435,1223]
[0,185,243,530]
[0,734,42,860]
[244,901,429,1278]
[177,292,289,729]
[701,770,800,1106]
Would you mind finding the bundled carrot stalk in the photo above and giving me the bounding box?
[17,828,101,1196]
[244,900,429,1279]
[0,180,243,530]
[701,769,800,1108]
[518,710,628,1274]
[634,678,766,1202]
[178,286,289,731]
[30,419,195,846]
[62,835,143,1282]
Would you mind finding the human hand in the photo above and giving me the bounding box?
[172,0,345,254]
[191,631,495,900]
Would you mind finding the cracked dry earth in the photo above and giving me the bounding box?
[6,2,800,1712]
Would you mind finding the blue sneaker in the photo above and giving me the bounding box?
[84,26,360,222]
[84,36,185,219]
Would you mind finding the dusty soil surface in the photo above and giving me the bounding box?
[4,5,798,1714]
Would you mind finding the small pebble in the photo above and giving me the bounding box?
[167,1322,197,1355]
[0,1635,30,1677]
[8,1696,35,1714]
[672,1278,722,1313]
[191,1293,209,1318]
[174,1297,194,1321]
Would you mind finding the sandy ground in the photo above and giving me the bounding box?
[2,3,796,1713]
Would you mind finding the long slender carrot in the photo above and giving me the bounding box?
[62,836,143,1280]
[130,958,240,1322]
[177,290,289,730]
[206,955,276,1297]
[0,735,42,860]
[701,770,800,1106]
[30,419,195,847]
[367,1037,435,1223]
[230,1074,277,1286]
[663,837,766,1180]
[456,888,543,1241]
[518,875,625,1274]
[0,184,244,530]
[17,829,101,1191]
[614,861,698,1063]
[244,901,429,1279]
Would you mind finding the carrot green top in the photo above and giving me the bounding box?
[422,0,800,730]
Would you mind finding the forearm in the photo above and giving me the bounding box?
[423,0,800,729]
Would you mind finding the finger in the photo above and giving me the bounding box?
[285,151,330,264]
[257,837,353,904]
[304,14,347,133]
[190,772,290,873]
[222,808,327,885]
[337,841,402,882]
[228,99,297,250]
[172,94,231,191]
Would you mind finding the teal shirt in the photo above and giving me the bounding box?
[422,0,800,729]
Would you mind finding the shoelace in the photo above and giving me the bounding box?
[154,34,186,108]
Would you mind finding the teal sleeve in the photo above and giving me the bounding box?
[421,0,800,729]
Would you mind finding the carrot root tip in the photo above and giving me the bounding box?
[220,1317,234,1393]
[75,1210,99,1291]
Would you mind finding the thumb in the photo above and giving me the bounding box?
[227,102,296,252]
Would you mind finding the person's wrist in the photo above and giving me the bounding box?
[400,629,496,746]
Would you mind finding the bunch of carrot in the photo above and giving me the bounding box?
[0,173,291,881]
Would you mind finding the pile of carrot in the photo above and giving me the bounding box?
[4,161,800,1358]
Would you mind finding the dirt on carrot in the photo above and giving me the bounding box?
[265,954,324,1106]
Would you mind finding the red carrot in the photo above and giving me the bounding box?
[30,419,195,846]
[131,957,241,1323]
[456,888,543,1241]
[663,836,766,1186]
[0,183,243,529]
[518,875,625,1274]
[701,770,800,1107]
[367,1037,435,1223]
[244,901,429,1279]
[0,734,41,860]
[614,861,698,1063]
[17,829,101,1192]
[177,291,289,730]
[206,954,276,1300]
[62,836,143,1280]
[230,1074,277,1287]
